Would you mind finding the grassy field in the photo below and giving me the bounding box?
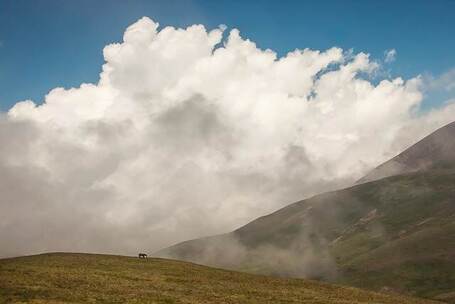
[0,253,438,304]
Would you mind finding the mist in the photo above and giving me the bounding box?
[1,17,455,258]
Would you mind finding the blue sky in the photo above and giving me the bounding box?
[0,0,454,111]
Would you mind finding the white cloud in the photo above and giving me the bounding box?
[384,48,396,63]
[1,17,455,257]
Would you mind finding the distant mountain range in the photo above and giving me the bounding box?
[156,121,455,303]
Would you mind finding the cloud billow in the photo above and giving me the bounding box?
[1,17,455,257]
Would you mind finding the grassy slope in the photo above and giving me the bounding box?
[330,171,455,302]
[158,170,455,302]
[0,253,439,304]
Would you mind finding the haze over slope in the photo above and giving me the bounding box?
[360,121,455,183]
[157,121,455,302]
[0,253,436,304]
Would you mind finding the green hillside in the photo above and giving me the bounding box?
[157,169,455,302]
[0,253,436,304]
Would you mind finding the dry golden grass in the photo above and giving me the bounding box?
[0,253,438,304]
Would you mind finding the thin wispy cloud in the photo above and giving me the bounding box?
[429,68,455,92]
[384,49,396,63]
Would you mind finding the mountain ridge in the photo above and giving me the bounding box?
[156,121,455,302]
[359,121,455,183]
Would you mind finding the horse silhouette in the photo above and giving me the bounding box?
[138,253,147,259]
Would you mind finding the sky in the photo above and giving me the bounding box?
[0,1,455,258]
[1,0,455,111]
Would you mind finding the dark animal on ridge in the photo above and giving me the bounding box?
[138,253,147,259]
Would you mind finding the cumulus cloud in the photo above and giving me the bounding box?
[1,17,455,258]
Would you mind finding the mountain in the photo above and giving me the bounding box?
[156,121,455,303]
[0,253,436,304]
[359,121,455,183]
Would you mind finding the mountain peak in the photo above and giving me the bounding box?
[359,121,455,183]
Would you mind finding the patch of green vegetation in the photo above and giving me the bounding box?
[0,253,436,304]
[340,259,455,299]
